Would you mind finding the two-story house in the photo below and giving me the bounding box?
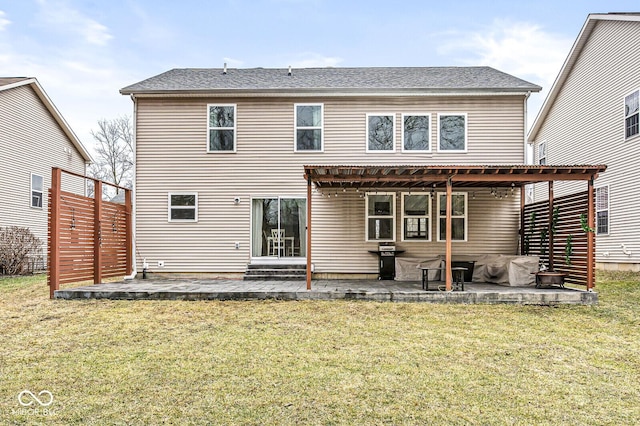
[121,66,605,289]
[0,77,92,269]
[528,13,640,272]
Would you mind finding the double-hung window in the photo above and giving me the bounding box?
[366,114,395,152]
[295,104,323,151]
[366,193,395,241]
[31,173,43,208]
[538,141,546,165]
[208,104,236,152]
[437,192,467,241]
[168,193,198,222]
[624,90,639,139]
[402,194,430,241]
[402,114,431,152]
[596,186,609,235]
[438,113,467,152]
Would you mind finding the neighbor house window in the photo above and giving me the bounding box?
[437,192,467,241]
[596,186,609,235]
[366,193,395,241]
[402,114,431,152]
[30,173,43,208]
[438,113,467,152]
[624,90,639,139]
[295,104,323,151]
[208,104,236,152]
[366,114,395,152]
[538,141,546,165]
[402,193,430,241]
[168,193,198,222]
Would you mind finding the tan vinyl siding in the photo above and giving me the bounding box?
[135,95,526,273]
[531,19,640,265]
[0,84,87,246]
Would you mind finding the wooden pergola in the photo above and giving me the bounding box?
[303,165,607,291]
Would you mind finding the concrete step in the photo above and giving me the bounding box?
[246,264,306,270]
[243,274,306,281]
[244,264,307,281]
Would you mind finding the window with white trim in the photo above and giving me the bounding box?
[402,193,430,241]
[208,104,236,152]
[366,114,395,152]
[31,173,43,208]
[624,90,639,139]
[295,104,323,151]
[366,193,395,241]
[538,141,546,165]
[437,192,467,241]
[402,114,431,152]
[438,113,467,152]
[596,186,609,235]
[168,193,198,222]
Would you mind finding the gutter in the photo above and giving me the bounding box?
[124,94,138,280]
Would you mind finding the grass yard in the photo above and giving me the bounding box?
[1,274,639,425]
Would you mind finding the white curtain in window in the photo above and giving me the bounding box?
[297,200,306,257]
[252,199,263,257]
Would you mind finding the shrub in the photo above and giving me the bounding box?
[0,226,43,275]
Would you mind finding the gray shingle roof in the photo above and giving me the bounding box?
[120,67,541,94]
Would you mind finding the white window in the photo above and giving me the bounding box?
[366,114,395,152]
[596,186,609,235]
[402,114,431,152]
[402,193,430,241]
[438,113,467,152]
[366,193,395,241]
[538,141,546,165]
[168,193,198,222]
[624,90,639,139]
[437,192,467,242]
[31,173,43,208]
[208,104,236,152]
[295,104,323,151]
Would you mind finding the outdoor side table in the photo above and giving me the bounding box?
[421,267,467,291]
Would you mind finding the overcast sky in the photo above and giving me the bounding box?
[1,0,638,153]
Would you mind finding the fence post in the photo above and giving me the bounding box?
[125,188,133,275]
[49,167,62,299]
[587,177,595,290]
[94,180,103,284]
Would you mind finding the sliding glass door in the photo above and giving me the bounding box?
[251,197,306,259]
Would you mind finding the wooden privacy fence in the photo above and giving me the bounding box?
[48,167,132,298]
[523,190,594,287]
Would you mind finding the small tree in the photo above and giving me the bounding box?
[88,116,133,198]
[0,227,43,275]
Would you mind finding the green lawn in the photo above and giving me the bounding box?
[1,273,639,425]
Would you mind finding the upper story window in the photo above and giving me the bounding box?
[437,192,467,242]
[402,114,431,152]
[596,186,609,235]
[295,104,323,152]
[624,90,639,139]
[538,141,546,165]
[402,193,431,241]
[366,193,395,241]
[168,193,198,222]
[438,113,467,152]
[366,114,395,152]
[31,173,43,208]
[208,104,236,152]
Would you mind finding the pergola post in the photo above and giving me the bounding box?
[445,177,452,291]
[306,177,312,290]
[548,181,555,271]
[587,177,595,290]
[520,185,525,255]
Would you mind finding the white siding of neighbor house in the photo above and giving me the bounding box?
[0,84,87,247]
[134,95,526,274]
[531,19,640,269]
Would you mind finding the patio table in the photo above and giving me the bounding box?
[420,266,467,291]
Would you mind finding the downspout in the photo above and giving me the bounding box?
[125,94,138,280]
[523,91,531,164]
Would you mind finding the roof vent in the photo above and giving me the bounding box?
[288,65,292,76]
[223,63,227,75]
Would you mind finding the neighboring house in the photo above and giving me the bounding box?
[528,13,640,272]
[0,77,92,266]
[120,66,607,283]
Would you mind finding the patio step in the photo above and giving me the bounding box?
[244,264,306,281]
